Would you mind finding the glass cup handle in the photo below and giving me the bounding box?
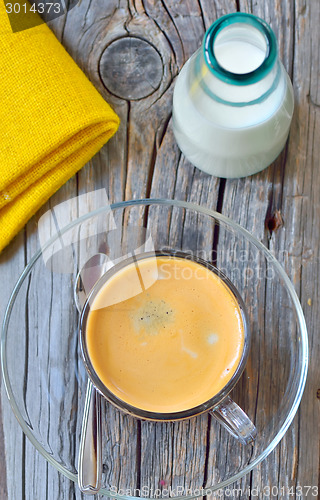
[210,395,257,445]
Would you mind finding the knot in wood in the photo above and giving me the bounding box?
[99,37,163,100]
[266,209,284,233]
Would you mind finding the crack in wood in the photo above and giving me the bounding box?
[160,0,186,63]
[211,178,226,266]
[197,0,207,32]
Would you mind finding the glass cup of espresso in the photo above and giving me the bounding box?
[79,251,257,445]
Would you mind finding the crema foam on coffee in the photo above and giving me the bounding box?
[86,256,244,413]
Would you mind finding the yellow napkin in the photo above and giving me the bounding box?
[0,3,120,252]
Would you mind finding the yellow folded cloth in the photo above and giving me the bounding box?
[0,3,120,253]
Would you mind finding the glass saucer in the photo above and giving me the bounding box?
[1,198,308,498]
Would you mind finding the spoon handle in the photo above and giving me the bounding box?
[78,380,102,494]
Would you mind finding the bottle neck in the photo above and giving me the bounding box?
[194,13,280,106]
[193,50,281,107]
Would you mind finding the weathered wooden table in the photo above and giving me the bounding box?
[0,1,319,499]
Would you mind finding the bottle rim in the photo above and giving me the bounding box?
[203,13,278,85]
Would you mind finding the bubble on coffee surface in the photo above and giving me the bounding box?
[207,333,219,345]
[131,296,174,335]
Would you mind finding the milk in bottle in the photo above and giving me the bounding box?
[172,13,294,178]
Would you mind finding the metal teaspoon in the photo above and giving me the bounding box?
[74,253,111,495]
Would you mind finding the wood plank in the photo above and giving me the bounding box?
[0,234,25,500]
[0,0,318,498]
[138,0,222,495]
[23,180,79,500]
[144,2,252,498]
[274,0,320,495]
[219,1,319,498]
[0,395,7,500]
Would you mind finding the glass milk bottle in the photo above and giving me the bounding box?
[172,13,294,178]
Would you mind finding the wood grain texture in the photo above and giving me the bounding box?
[0,0,319,498]
[221,1,320,498]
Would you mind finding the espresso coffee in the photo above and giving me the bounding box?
[85,255,245,413]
